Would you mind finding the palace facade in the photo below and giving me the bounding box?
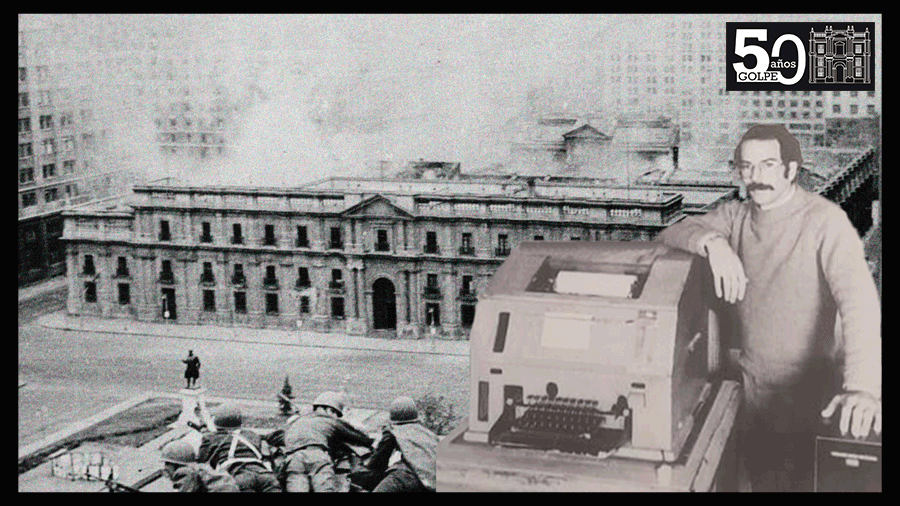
[62,175,737,339]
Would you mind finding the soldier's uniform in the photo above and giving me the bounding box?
[170,463,242,492]
[365,396,437,492]
[198,404,281,492]
[267,392,374,492]
[161,438,240,493]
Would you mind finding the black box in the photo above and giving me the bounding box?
[814,421,881,492]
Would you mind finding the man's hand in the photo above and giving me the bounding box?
[821,391,882,439]
[704,236,748,303]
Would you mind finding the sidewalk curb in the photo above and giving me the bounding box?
[39,313,470,357]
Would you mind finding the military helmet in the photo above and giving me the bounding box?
[212,403,242,428]
[161,439,196,465]
[313,391,345,417]
[389,396,419,425]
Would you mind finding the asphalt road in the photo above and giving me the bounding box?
[18,286,469,449]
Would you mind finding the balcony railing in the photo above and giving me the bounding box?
[200,274,215,285]
[458,289,477,301]
[295,280,311,290]
[328,280,345,291]
[423,286,442,299]
[458,246,475,256]
[231,274,246,286]
[263,278,279,290]
[494,247,511,257]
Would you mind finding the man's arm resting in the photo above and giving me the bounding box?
[658,200,740,255]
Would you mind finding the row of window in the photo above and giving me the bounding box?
[83,254,477,297]
[18,113,78,133]
[158,219,592,257]
[19,161,77,186]
[160,221,317,247]
[20,186,75,208]
[82,281,472,327]
[18,137,82,159]
[740,105,876,120]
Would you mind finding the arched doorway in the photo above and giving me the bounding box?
[372,278,397,330]
[833,62,846,83]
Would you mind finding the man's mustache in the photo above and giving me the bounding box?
[747,183,774,192]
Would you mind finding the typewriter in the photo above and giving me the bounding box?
[462,241,716,462]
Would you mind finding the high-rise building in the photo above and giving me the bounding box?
[18,15,132,285]
[594,15,881,160]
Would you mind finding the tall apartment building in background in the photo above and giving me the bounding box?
[17,14,279,285]
[594,15,881,169]
[18,15,134,285]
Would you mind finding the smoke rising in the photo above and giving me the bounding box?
[19,14,881,188]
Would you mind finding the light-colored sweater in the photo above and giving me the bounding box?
[659,186,881,398]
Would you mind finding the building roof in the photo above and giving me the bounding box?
[561,124,612,140]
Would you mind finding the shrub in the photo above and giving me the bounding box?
[415,393,462,436]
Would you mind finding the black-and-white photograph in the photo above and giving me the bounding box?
[18,13,880,492]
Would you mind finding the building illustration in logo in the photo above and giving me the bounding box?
[808,25,871,84]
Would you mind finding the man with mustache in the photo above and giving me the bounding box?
[658,124,881,492]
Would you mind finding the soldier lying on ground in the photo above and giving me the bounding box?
[264,391,374,492]
[196,404,282,492]
[160,438,240,492]
[351,396,438,492]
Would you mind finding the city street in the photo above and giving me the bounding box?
[18,282,470,449]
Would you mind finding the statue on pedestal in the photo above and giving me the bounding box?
[182,350,201,389]
[171,385,216,431]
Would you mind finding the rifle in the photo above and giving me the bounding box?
[90,468,165,492]
[87,472,141,493]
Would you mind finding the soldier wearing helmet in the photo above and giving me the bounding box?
[160,438,240,492]
[196,403,282,492]
[362,396,438,492]
[264,391,374,492]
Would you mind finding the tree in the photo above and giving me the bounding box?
[278,376,295,416]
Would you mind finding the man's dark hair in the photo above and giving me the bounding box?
[733,124,803,180]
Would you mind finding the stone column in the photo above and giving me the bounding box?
[358,264,369,328]
[97,252,111,318]
[248,260,263,327]
[352,267,360,318]
[318,218,327,250]
[216,258,228,325]
[181,259,197,324]
[411,270,421,327]
[65,250,78,314]
[479,222,490,257]
[402,221,408,251]
[403,270,411,324]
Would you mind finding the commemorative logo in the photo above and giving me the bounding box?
[726,22,875,91]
